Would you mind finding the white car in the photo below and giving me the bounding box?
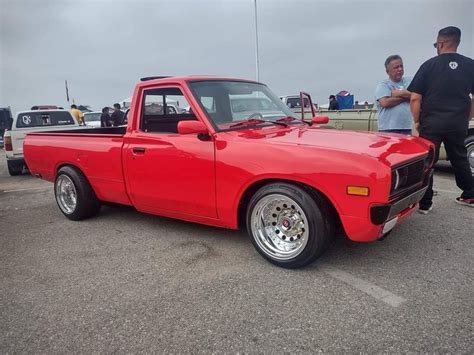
[3,109,81,175]
[83,111,103,128]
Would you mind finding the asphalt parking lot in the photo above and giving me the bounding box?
[0,154,472,353]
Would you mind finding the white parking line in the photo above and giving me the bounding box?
[323,267,407,307]
[2,187,50,193]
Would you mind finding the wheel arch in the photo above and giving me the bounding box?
[237,178,341,230]
[56,162,83,176]
[54,163,97,196]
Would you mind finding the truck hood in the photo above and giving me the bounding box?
[230,125,432,167]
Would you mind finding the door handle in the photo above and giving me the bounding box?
[132,147,146,154]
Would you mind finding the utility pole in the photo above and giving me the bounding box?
[254,0,260,82]
[65,80,70,104]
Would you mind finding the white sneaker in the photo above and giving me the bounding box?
[417,205,433,214]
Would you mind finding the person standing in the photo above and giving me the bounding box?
[328,95,339,110]
[409,26,474,212]
[110,103,125,127]
[70,104,84,125]
[374,55,413,134]
[100,107,112,127]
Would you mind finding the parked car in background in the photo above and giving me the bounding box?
[0,107,13,149]
[83,111,103,128]
[4,110,81,175]
[30,105,60,110]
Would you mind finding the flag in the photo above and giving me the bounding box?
[65,80,70,102]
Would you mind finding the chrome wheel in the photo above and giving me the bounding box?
[250,194,309,261]
[55,174,77,214]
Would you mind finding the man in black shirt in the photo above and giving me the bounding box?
[110,103,125,127]
[100,107,112,127]
[408,26,474,212]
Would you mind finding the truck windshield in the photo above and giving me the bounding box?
[188,80,299,130]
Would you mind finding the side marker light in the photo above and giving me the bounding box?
[347,186,370,196]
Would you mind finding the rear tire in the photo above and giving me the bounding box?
[54,166,101,220]
[246,183,334,268]
[7,160,24,176]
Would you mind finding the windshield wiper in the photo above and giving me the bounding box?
[276,116,297,124]
[229,118,288,128]
[276,116,311,126]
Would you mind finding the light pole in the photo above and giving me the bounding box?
[254,0,260,82]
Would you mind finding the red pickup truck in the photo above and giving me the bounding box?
[24,76,434,268]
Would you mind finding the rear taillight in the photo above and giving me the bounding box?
[4,136,12,151]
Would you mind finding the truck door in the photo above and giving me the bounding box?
[123,86,217,218]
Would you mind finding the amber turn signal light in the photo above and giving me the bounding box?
[347,186,370,196]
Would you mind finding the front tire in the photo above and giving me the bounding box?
[54,166,101,220]
[465,135,474,176]
[246,183,334,268]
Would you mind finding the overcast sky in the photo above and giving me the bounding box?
[1,0,473,113]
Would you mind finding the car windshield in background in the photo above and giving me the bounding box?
[84,113,101,122]
[16,111,75,128]
[286,97,311,108]
[188,80,299,130]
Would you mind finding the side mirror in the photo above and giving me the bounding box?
[312,116,329,125]
[177,120,208,135]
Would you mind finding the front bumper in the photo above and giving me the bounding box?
[370,184,429,225]
[370,168,433,236]
[341,169,433,242]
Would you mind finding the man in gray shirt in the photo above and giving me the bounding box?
[375,55,413,134]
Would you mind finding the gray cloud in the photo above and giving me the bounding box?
[1,0,472,113]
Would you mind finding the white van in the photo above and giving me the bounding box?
[3,110,81,175]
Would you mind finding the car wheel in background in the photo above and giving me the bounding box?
[465,135,474,176]
[54,166,101,220]
[7,160,24,176]
[246,183,334,268]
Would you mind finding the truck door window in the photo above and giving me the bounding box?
[141,88,195,133]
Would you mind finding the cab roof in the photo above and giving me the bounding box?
[136,75,261,88]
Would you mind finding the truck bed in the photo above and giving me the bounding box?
[24,128,131,206]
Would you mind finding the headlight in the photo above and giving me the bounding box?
[424,148,434,170]
[391,169,400,191]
